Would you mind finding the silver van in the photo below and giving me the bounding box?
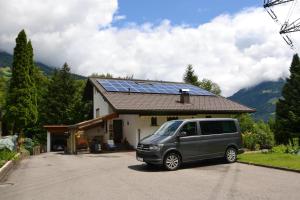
[136,118,244,170]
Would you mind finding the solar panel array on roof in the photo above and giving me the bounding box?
[97,79,214,96]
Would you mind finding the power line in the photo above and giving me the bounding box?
[263,0,299,49]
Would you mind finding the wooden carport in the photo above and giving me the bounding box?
[44,113,118,154]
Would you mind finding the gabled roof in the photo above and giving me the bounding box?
[88,77,255,115]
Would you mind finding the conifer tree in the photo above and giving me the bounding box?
[5,30,38,133]
[183,64,199,86]
[44,63,76,124]
[27,40,38,123]
[275,54,300,145]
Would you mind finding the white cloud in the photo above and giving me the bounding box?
[0,1,299,96]
[113,15,126,22]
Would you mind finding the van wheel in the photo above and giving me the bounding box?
[225,147,237,163]
[164,152,181,171]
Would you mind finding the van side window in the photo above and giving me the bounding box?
[200,121,237,135]
[180,122,198,136]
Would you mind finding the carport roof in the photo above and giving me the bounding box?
[43,125,69,133]
[44,113,119,132]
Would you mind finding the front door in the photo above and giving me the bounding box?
[113,120,123,143]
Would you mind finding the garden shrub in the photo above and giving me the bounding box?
[253,121,275,149]
[271,145,299,154]
[0,160,6,167]
[242,131,258,150]
[23,138,34,155]
[242,121,275,150]
[0,149,17,162]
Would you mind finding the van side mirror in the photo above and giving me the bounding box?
[178,131,187,137]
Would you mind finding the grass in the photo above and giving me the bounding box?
[0,150,17,168]
[238,152,300,171]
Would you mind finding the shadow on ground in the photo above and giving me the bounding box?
[128,158,229,172]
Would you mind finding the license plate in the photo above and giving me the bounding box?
[137,157,143,162]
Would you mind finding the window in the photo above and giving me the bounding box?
[200,121,237,135]
[96,108,100,117]
[154,120,183,136]
[180,122,198,136]
[167,117,178,121]
[151,117,158,126]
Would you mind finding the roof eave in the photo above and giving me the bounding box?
[115,109,255,115]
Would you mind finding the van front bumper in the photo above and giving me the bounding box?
[136,150,163,165]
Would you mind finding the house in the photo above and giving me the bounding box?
[45,77,254,153]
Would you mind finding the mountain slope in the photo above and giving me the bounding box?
[229,79,285,121]
[0,51,85,79]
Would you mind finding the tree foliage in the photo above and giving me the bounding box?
[183,64,221,95]
[198,78,221,96]
[43,63,76,124]
[43,63,91,125]
[5,30,38,133]
[275,54,300,145]
[237,114,275,150]
[183,64,198,86]
[90,73,113,78]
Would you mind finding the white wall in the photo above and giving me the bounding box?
[119,114,140,147]
[93,87,113,118]
[120,114,234,148]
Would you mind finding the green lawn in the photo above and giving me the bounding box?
[238,153,300,171]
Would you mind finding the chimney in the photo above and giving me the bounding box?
[179,89,190,104]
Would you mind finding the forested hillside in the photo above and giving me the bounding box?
[0,51,85,79]
[229,79,285,121]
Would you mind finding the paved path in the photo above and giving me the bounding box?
[0,152,299,200]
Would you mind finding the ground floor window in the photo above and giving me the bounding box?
[151,117,158,126]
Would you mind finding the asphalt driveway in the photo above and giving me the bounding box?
[0,152,299,200]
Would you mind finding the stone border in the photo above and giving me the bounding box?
[0,153,24,182]
[238,161,300,173]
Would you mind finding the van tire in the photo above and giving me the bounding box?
[225,147,237,163]
[164,152,181,171]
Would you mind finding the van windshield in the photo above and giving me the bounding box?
[154,120,183,136]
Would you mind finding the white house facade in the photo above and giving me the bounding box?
[83,78,254,149]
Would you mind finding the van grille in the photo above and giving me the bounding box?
[137,144,150,151]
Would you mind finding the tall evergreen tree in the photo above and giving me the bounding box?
[27,40,38,124]
[183,64,199,86]
[275,54,300,145]
[44,63,76,124]
[5,30,38,133]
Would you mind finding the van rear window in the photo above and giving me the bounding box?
[200,121,237,135]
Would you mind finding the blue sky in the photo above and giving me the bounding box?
[116,0,262,26]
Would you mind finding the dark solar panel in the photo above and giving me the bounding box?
[97,79,214,96]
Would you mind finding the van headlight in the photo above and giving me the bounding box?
[149,144,163,151]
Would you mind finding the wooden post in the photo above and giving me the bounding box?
[47,131,51,152]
